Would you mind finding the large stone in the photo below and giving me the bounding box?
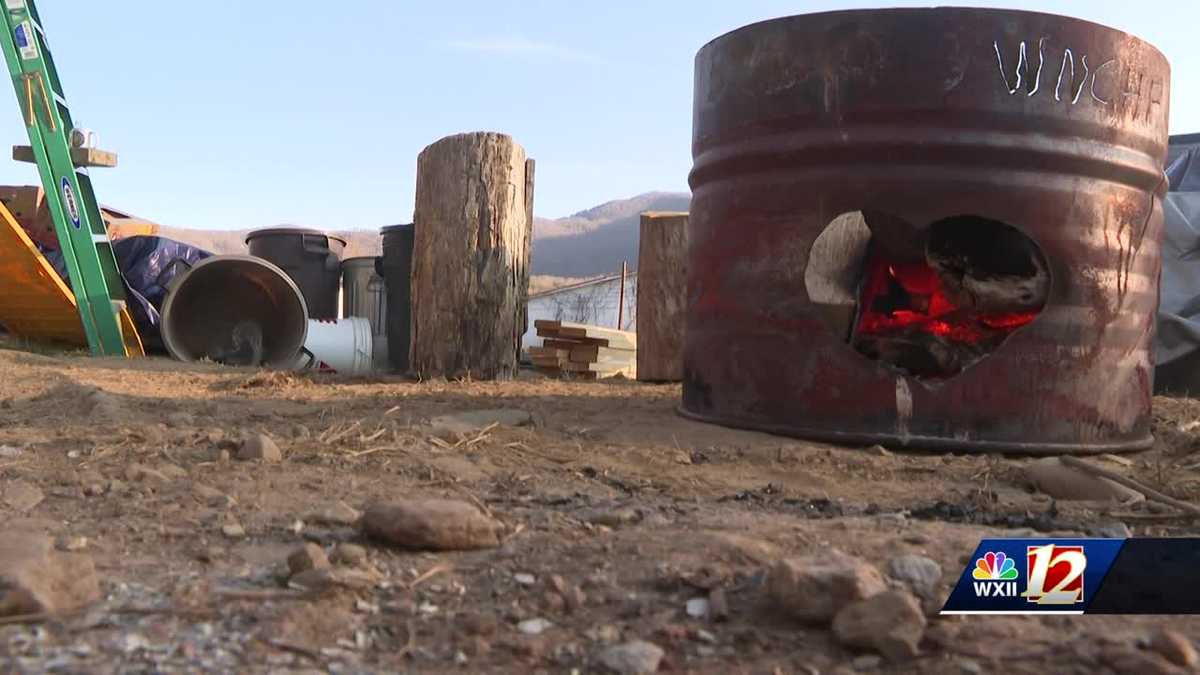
[427,409,533,437]
[238,434,283,463]
[0,531,101,616]
[597,640,665,675]
[3,480,45,512]
[1024,458,1142,502]
[360,499,501,551]
[287,543,331,576]
[832,590,926,662]
[767,551,888,622]
[886,555,943,599]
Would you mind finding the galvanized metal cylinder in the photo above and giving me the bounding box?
[341,256,388,369]
[682,8,1171,453]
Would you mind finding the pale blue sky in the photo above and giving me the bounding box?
[1,1,1196,230]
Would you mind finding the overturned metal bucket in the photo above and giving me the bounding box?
[681,8,1171,453]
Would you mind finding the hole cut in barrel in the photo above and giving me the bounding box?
[805,212,1050,379]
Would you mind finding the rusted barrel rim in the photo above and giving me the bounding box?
[676,406,1154,455]
[697,7,1168,64]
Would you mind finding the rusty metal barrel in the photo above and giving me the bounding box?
[682,8,1171,453]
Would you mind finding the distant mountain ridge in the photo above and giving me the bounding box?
[531,191,690,276]
[533,191,689,242]
[155,190,691,279]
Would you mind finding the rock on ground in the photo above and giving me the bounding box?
[832,590,926,662]
[360,499,502,551]
[1102,646,1189,675]
[597,640,665,675]
[0,531,100,616]
[287,543,330,576]
[124,464,169,483]
[3,480,45,512]
[1149,629,1199,668]
[518,618,552,635]
[289,567,380,591]
[330,543,368,567]
[767,551,888,622]
[427,409,533,436]
[1024,457,1142,502]
[305,501,361,527]
[238,434,283,462]
[581,507,641,528]
[886,555,943,599]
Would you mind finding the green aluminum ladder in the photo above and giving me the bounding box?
[0,0,132,356]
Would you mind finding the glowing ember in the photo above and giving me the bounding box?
[854,250,1038,350]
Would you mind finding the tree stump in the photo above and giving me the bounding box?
[411,132,533,380]
[637,212,688,382]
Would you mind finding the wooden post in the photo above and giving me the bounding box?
[410,132,533,380]
[617,261,627,329]
[636,212,688,382]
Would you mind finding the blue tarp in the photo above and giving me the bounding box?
[1155,134,1200,394]
[43,235,212,354]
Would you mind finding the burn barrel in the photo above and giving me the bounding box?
[682,8,1171,453]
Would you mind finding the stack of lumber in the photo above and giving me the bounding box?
[529,320,636,379]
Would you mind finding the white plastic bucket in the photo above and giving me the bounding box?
[295,317,374,375]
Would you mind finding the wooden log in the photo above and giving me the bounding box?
[636,211,688,382]
[805,211,872,341]
[410,132,533,380]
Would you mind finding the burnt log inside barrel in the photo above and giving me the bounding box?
[682,8,1171,453]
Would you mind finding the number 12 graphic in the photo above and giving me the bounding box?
[1025,544,1086,604]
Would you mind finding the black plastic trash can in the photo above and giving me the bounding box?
[245,227,346,320]
[380,224,414,374]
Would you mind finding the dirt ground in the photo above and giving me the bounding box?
[1,338,1199,674]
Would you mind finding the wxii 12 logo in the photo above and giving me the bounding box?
[1024,544,1086,605]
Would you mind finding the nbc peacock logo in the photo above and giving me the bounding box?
[972,551,1019,598]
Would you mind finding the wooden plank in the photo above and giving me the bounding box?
[539,322,637,350]
[13,145,118,168]
[566,348,633,365]
[542,338,585,350]
[571,368,635,380]
[536,332,615,348]
[569,344,635,363]
[529,346,569,358]
[555,320,636,343]
[561,360,636,375]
